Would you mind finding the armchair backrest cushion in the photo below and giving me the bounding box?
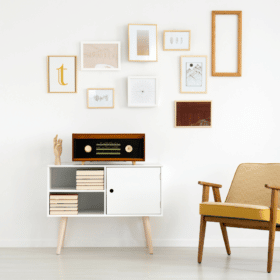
[225,163,280,207]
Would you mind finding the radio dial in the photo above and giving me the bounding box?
[125,145,133,153]
[84,145,92,153]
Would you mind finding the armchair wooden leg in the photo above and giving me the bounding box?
[220,223,231,255]
[198,215,207,263]
[267,189,278,273]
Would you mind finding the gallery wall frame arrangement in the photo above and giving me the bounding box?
[163,30,191,51]
[180,56,207,93]
[175,101,212,127]
[128,24,158,62]
[87,88,115,109]
[47,56,77,93]
[212,11,242,77]
[127,76,158,107]
[81,41,121,70]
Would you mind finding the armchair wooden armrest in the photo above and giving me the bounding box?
[265,184,280,191]
[198,181,222,188]
[198,181,222,203]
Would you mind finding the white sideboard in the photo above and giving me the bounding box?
[47,163,162,254]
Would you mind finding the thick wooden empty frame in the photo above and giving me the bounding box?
[212,11,242,77]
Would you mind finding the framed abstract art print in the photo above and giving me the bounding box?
[128,24,158,62]
[175,101,212,127]
[163,30,191,51]
[87,88,114,109]
[81,42,121,70]
[180,56,207,93]
[47,56,77,93]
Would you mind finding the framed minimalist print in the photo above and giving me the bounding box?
[128,24,157,62]
[175,101,212,127]
[163,30,191,51]
[180,56,207,93]
[47,56,77,93]
[212,11,242,76]
[87,88,114,109]
[128,76,157,107]
[81,42,121,70]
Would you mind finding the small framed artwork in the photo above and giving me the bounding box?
[163,30,191,51]
[128,76,158,107]
[47,56,77,93]
[128,24,158,62]
[180,56,207,93]
[87,88,114,109]
[175,101,212,127]
[81,41,121,70]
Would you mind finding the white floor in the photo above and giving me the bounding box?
[0,247,280,279]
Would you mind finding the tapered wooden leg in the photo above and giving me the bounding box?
[267,189,278,273]
[220,223,231,255]
[198,215,207,263]
[61,218,68,248]
[142,218,148,248]
[56,217,68,255]
[142,217,153,254]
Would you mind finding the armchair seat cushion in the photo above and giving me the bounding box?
[200,202,280,223]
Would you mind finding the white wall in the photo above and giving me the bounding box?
[1,0,280,247]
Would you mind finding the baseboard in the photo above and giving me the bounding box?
[0,238,280,248]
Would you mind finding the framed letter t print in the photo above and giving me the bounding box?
[128,24,158,62]
[47,56,77,93]
[180,56,207,93]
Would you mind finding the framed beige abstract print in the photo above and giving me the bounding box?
[87,88,114,109]
[163,30,191,51]
[47,56,77,93]
[81,42,121,70]
[175,101,212,127]
[128,24,158,62]
[180,55,207,93]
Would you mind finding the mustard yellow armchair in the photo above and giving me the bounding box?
[198,163,280,273]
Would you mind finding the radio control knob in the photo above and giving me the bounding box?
[84,145,92,153]
[125,145,133,153]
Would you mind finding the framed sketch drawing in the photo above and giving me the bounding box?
[128,24,158,62]
[212,11,242,76]
[175,101,212,127]
[81,42,121,70]
[163,30,191,51]
[87,88,114,109]
[128,76,157,107]
[180,56,207,93]
[47,56,77,93]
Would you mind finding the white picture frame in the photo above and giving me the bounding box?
[180,55,207,93]
[87,88,115,109]
[47,56,77,93]
[81,41,121,71]
[163,30,191,51]
[128,76,158,107]
[128,24,158,62]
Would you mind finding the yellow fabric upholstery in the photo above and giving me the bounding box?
[225,163,280,208]
[200,202,280,223]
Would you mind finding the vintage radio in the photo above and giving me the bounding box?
[72,134,145,163]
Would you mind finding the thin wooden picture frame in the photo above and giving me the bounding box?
[87,88,115,109]
[163,30,191,51]
[212,11,242,77]
[180,55,207,93]
[175,101,212,128]
[47,55,77,93]
[81,41,121,71]
[128,24,158,62]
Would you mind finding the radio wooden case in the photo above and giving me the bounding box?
[72,134,145,162]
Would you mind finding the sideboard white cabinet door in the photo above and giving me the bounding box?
[107,168,161,215]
